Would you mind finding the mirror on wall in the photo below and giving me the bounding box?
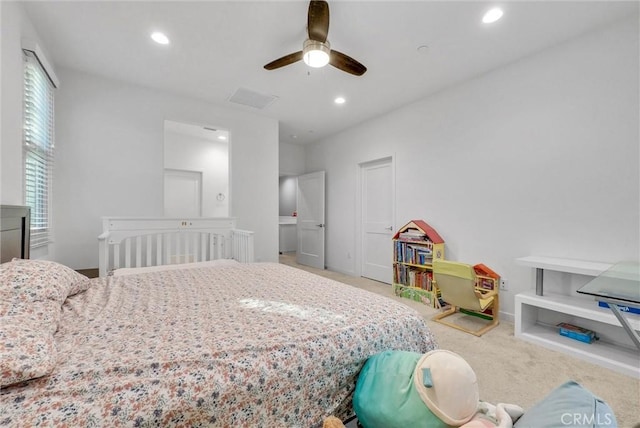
[279,175,297,217]
[164,120,229,217]
[279,175,298,254]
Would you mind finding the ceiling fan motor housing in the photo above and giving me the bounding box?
[303,39,331,68]
[263,1,366,76]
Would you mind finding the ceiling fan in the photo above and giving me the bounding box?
[263,1,367,76]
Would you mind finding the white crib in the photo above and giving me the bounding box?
[98,217,254,277]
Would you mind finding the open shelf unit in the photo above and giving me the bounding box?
[516,288,640,378]
[392,220,445,308]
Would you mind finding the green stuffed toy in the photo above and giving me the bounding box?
[353,350,524,428]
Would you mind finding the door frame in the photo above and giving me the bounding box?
[163,168,203,217]
[296,170,326,269]
[355,155,395,278]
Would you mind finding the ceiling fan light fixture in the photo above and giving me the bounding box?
[303,39,331,68]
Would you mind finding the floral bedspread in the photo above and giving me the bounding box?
[1,262,437,427]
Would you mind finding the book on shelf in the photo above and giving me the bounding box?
[392,220,445,245]
[399,228,427,241]
[395,241,434,265]
[394,265,434,291]
[557,322,597,344]
[474,263,500,290]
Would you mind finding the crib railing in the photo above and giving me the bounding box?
[98,217,255,277]
[231,229,255,263]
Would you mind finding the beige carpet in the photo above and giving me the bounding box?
[279,253,640,427]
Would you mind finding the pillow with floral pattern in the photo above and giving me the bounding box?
[0,313,58,387]
[0,259,89,386]
[0,259,91,314]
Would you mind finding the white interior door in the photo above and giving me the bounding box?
[164,169,202,217]
[296,171,325,269]
[361,158,394,283]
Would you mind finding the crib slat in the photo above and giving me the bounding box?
[114,244,120,269]
[183,233,191,263]
[136,236,142,267]
[100,218,256,277]
[200,233,206,262]
[176,232,181,264]
[125,239,131,268]
[156,234,162,266]
[192,234,198,263]
[146,236,152,267]
[231,229,255,263]
[239,233,245,261]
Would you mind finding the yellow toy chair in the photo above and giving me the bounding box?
[431,259,499,336]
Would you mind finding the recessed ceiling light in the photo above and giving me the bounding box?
[334,97,346,105]
[482,8,503,24]
[151,32,170,45]
[217,135,227,141]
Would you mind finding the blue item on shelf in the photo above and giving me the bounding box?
[557,322,596,344]
[598,300,640,315]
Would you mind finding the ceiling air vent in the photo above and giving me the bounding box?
[228,87,278,110]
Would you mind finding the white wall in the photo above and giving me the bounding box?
[0,2,59,259]
[164,129,229,217]
[0,2,48,205]
[1,3,279,268]
[51,69,278,269]
[305,18,639,319]
[279,141,306,176]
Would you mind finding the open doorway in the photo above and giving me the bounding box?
[279,175,298,254]
[296,171,325,270]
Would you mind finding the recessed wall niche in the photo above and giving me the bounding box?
[163,120,229,217]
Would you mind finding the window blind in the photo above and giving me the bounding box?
[23,50,55,248]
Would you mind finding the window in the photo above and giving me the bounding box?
[23,49,56,248]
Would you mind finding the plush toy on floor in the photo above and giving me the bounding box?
[350,349,524,428]
[323,415,348,428]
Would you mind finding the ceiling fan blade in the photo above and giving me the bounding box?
[329,50,367,76]
[307,1,329,42]
[264,51,304,70]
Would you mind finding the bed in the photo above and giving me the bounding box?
[1,210,438,427]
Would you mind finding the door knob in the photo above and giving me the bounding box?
[316,224,325,228]
[386,226,393,231]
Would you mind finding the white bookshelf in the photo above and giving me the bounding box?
[515,257,640,379]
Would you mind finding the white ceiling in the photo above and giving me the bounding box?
[22,1,637,145]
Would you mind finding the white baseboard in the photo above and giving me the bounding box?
[500,311,515,324]
[325,264,356,277]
